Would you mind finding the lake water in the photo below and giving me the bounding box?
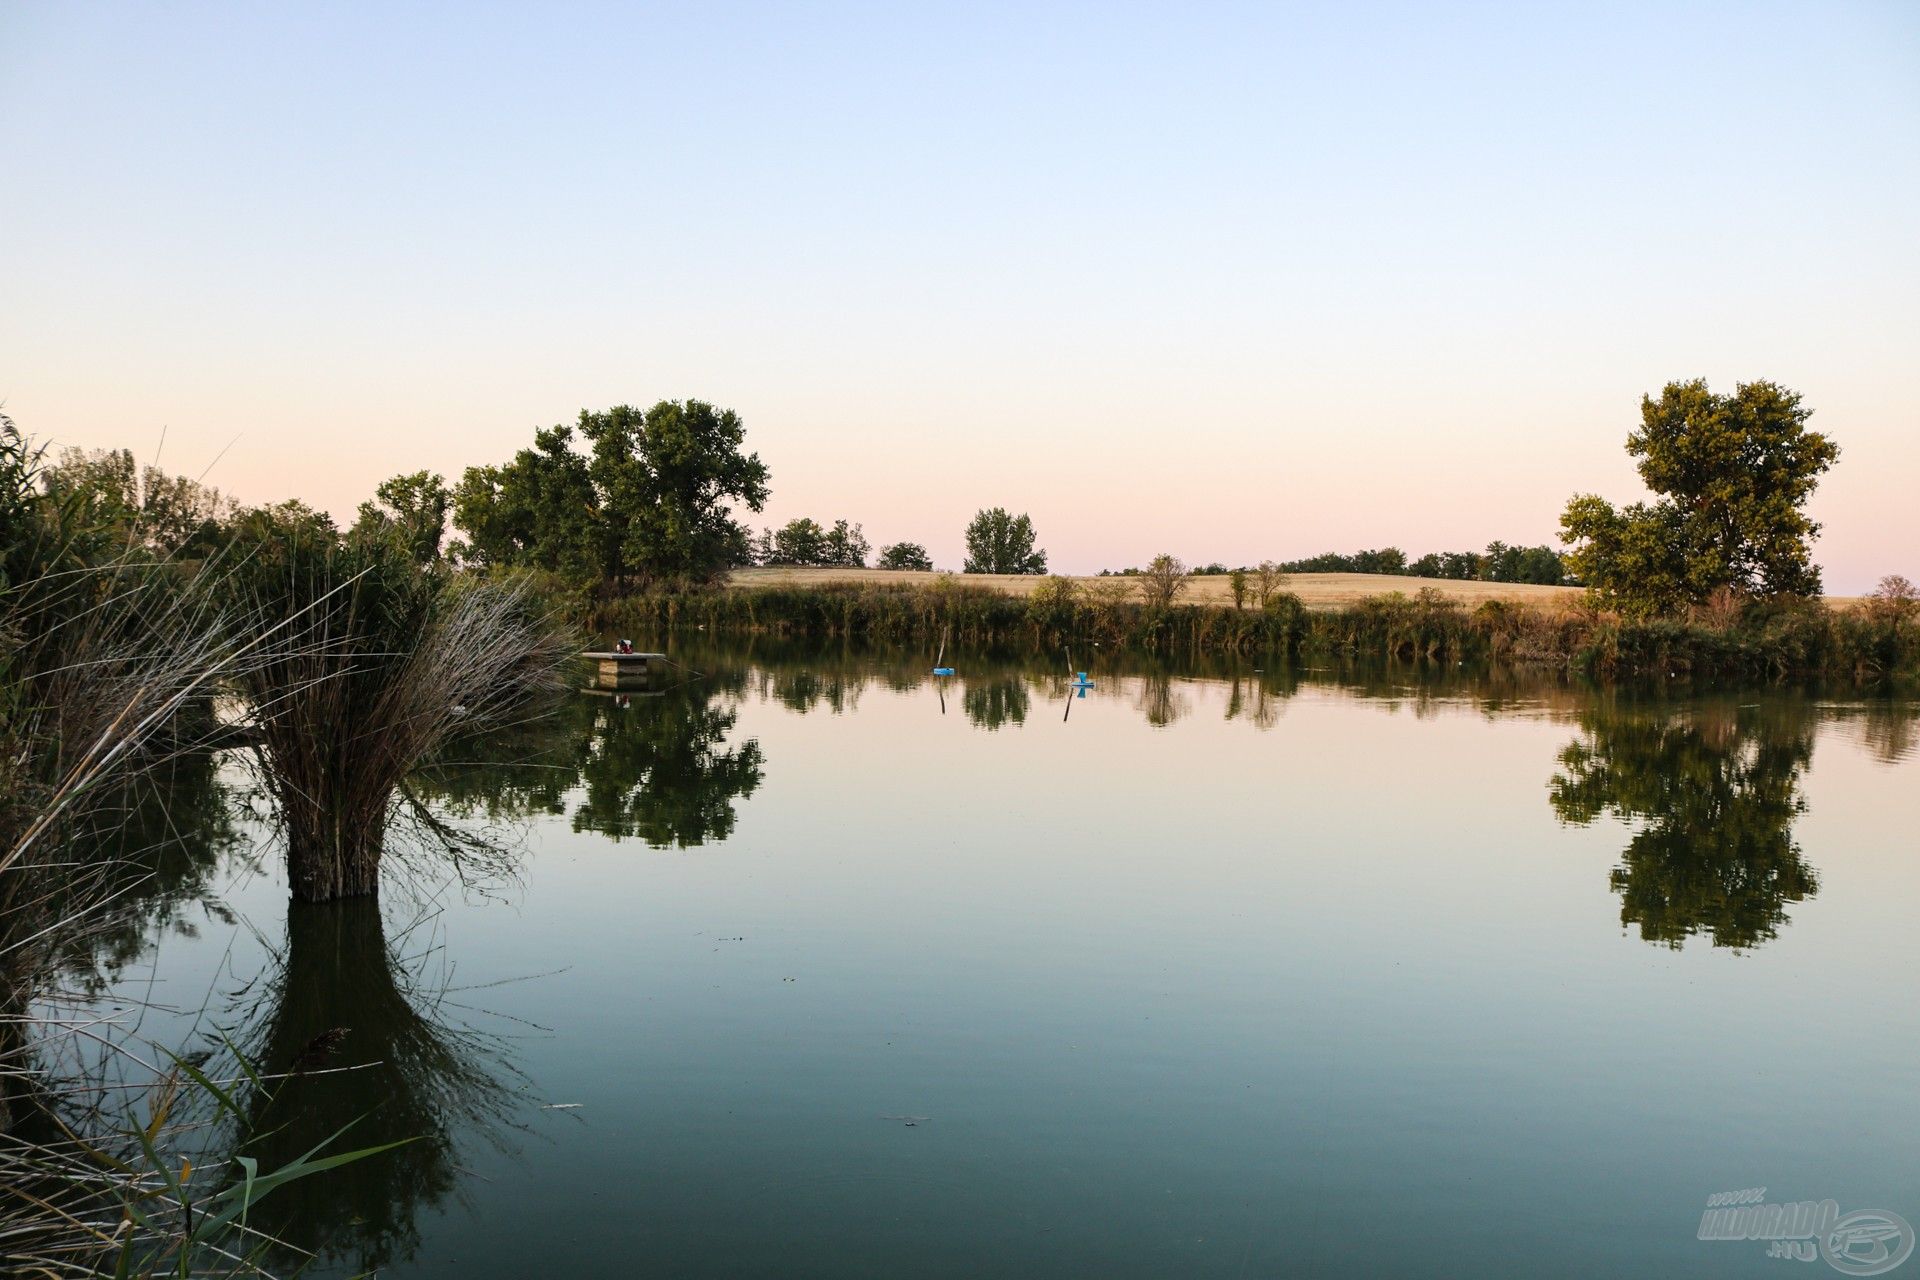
[62,642,1920,1278]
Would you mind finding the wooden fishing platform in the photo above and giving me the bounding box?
[583,651,667,686]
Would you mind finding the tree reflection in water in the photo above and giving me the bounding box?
[1549,699,1820,951]
[417,670,765,848]
[225,897,525,1274]
[962,675,1030,730]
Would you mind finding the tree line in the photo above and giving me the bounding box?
[1108,542,1569,585]
[745,506,1046,575]
[33,377,1884,620]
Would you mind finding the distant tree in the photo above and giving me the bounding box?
[1253,560,1288,607]
[963,508,1046,575]
[1479,540,1518,582]
[876,541,933,571]
[760,517,869,567]
[1867,574,1918,633]
[1276,547,1407,575]
[452,401,768,585]
[1228,568,1249,609]
[764,517,828,566]
[822,519,869,568]
[352,470,449,563]
[1562,380,1838,616]
[1514,545,1566,585]
[1137,554,1189,608]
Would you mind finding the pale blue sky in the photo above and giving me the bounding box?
[3,2,1915,587]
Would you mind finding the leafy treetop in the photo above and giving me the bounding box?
[1562,379,1837,616]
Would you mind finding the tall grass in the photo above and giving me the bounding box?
[1,418,444,1273]
[0,431,310,1272]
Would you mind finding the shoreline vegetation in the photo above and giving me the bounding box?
[585,572,1920,683]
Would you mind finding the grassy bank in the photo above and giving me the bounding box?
[584,580,1920,683]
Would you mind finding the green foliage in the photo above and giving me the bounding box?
[1407,550,1483,580]
[39,445,236,558]
[875,541,934,571]
[1562,379,1839,615]
[107,1050,412,1277]
[1276,547,1407,575]
[452,401,769,586]
[353,469,450,564]
[1474,540,1567,584]
[450,424,599,579]
[1025,574,1080,635]
[962,508,1046,575]
[581,400,769,582]
[1228,568,1249,609]
[1275,543,1566,585]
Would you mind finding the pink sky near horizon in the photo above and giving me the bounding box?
[3,2,1915,591]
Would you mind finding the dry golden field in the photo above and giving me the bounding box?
[728,566,1589,611]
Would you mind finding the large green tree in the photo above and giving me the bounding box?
[452,400,768,585]
[962,507,1046,575]
[1561,380,1838,615]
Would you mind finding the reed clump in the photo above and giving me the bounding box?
[226,521,574,903]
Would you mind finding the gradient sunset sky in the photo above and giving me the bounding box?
[3,2,1915,589]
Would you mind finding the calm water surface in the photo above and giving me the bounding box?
[71,642,1920,1278]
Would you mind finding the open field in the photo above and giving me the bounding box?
[729,567,1588,611]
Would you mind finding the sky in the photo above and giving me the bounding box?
[2,1,1915,589]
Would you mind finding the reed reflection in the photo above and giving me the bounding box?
[224,897,525,1274]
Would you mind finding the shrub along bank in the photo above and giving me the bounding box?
[580,580,1919,683]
